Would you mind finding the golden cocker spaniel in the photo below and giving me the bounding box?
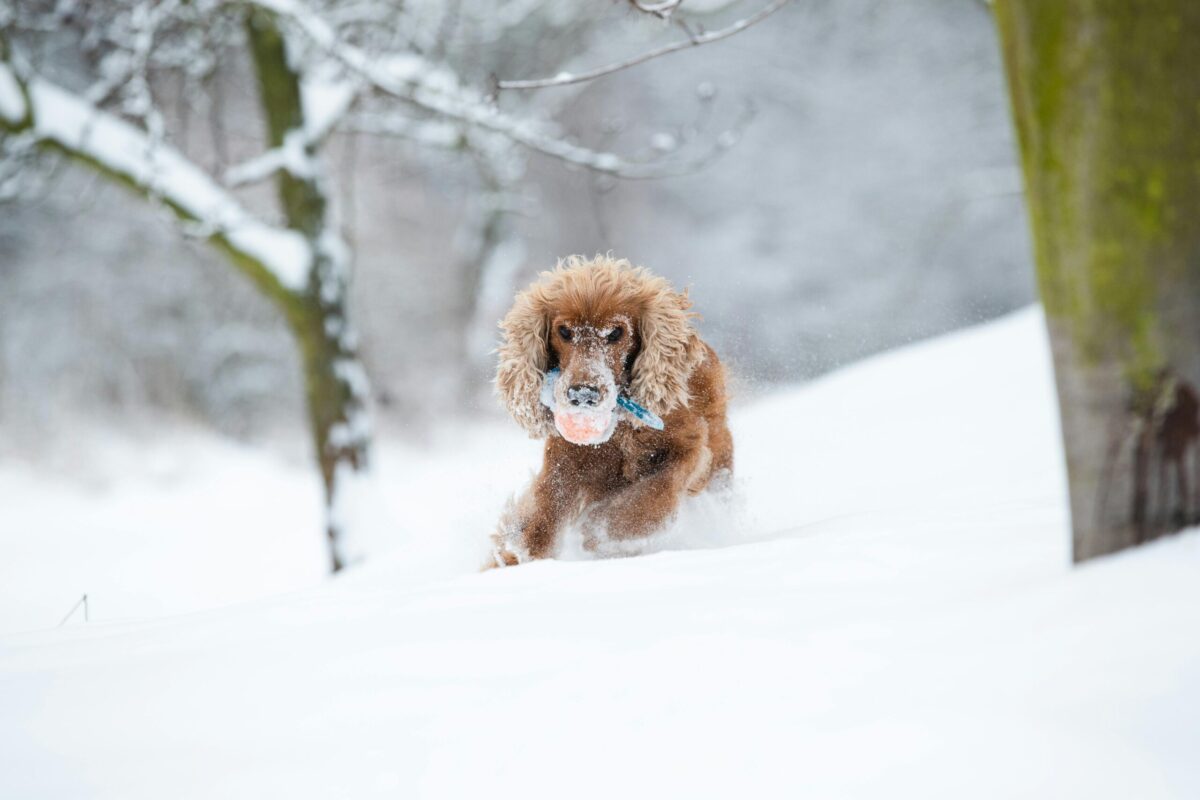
[492,255,733,565]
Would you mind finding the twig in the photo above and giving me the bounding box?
[254,0,751,179]
[498,0,790,90]
[58,593,89,626]
[630,0,684,20]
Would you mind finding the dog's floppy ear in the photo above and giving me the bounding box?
[496,284,556,438]
[629,284,706,418]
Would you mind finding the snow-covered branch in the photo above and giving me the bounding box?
[341,113,466,150]
[0,60,312,295]
[302,68,360,142]
[629,0,685,20]
[224,129,310,187]
[498,0,791,90]
[239,0,741,179]
[0,61,29,128]
[223,67,358,189]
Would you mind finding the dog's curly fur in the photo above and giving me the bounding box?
[492,255,733,565]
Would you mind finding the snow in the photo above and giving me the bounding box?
[0,64,26,123]
[0,431,328,633]
[328,461,392,567]
[3,307,1200,798]
[651,131,678,152]
[225,128,319,188]
[223,148,288,187]
[332,357,371,402]
[301,69,358,141]
[678,0,745,13]
[252,0,692,177]
[21,75,312,293]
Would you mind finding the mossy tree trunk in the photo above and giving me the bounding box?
[994,1,1200,561]
[245,10,370,572]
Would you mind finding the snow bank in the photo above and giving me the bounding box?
[0,431,329,633]
[3,308,1198,798]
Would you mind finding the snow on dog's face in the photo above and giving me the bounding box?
[547,315,634,445]
[496,256,706,440]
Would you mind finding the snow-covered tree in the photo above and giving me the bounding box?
[0,0,783,571]
[995,1,1200,560]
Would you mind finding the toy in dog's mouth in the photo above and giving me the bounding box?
[553,404,618,445]
[540,367,617,445]
[541,368,663,445]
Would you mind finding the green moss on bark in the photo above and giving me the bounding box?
[244,8,368,572]
[997,0,1200,561]
[995,0,1200,391]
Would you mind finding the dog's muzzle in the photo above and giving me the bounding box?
[542,369,618,445]
[566,384,602,408]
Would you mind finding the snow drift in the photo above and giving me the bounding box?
[2,307,1199,799]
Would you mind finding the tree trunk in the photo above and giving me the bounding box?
[994,1,1200,561]
[461,169,525,371]
[246,10,371,572]
[3,17,371,573]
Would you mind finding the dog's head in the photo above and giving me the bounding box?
[496,255,706,440]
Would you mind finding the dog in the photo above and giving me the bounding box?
[492,255,733,566]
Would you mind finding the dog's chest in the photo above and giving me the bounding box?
[549,423,671,493]
[614,424,671,481]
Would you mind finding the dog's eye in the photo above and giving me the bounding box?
[558,325,573,342]
[606,327,623,344]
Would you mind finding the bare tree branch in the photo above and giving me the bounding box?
[246,0,748,179]
[630,0,685,20]
[498,0,790,90]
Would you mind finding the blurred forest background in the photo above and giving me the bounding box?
[0,0,1031,454]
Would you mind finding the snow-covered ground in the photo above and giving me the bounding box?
[3,307,1199,799]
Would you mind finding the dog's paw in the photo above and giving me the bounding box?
[490,521,531,568]
[489,541,525,568]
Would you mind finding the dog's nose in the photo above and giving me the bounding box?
[567,384,601,407]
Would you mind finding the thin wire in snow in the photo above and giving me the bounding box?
[58,594,90,626]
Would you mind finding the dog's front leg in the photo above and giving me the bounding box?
[492,471,579,566]
[597,469,691,541]
[591,433,711,543]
